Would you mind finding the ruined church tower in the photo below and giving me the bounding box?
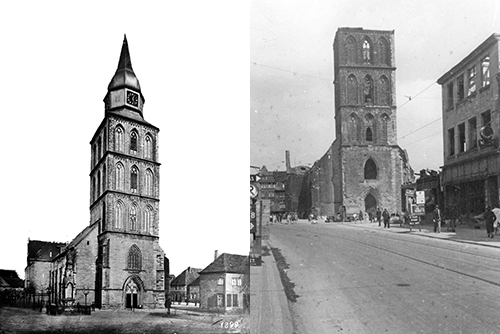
[329,27,405,216]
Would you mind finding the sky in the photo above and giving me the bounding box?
[0,1,249,278]
[251,0,500,173]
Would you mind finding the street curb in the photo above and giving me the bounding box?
[263,239,295,334]
[341,222,500,249]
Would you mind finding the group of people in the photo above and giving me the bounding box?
[371,207,392,228]
[268,213,298,225]
[433,205,500,237]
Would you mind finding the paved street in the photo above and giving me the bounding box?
[263,220,500,333]
[0,306,249,334]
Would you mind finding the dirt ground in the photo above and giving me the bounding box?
[0,306,249,334]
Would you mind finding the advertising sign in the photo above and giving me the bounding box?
[415,190,425,204]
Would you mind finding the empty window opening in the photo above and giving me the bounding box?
[458,123,466,153]
[366,127,373,141]
[468,66,476,96]
[457,74,465,101]
[364,159,377,180]
[482,56,490,87]
[482,110,491,127]
[448,128,455,156]
[362,40,371,62]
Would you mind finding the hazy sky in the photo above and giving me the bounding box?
[251,0,500,173]
[0,1,248,277]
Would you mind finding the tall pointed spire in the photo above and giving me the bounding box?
[107,35,141,92]
[117,34,133,72]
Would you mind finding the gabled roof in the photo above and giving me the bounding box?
[188,276,200,287]
[0,270,24,289]
[170,267,201,287]
[66,222,97,250]
[27,240,66,263]
[53,222,98,261]
[200,253,249,275]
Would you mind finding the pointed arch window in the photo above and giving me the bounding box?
[130,131,138,153]
[131,166,138,193]
[365,113,375,142]
[102,164,106,192]
[345,36,357,63]
[378,38,390,65]
[363,75,373,104]
[127,245,142,270]
[378,76,390,106]
[347,75,358,104]
[364,158,378,180]
[362,39,371,63]
[130,203,138,231]
[381,114,390,144]
[115,201,124,229]
[145,169,154,196]
[115,126,124,152]
[115,163,124,190]
[92,177,96,202]
[366,127,373,142]
[97,137,102,160]
[349,113,361,142]
[145,135,153,160]
[144,206,153,233]
[97,171,101,197]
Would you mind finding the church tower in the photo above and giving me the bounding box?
[90,36,165,309]
[330,27,406,216]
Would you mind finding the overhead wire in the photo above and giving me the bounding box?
[251,61,443,142]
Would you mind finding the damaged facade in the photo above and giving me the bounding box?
[438,33,500,217]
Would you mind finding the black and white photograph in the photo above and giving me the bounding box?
[0,1,248,333]
[251,0,500,333]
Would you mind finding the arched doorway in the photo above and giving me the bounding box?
[365,194,377,216]
[125,281,139,308]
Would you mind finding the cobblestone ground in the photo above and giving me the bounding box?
[0,307,249,334]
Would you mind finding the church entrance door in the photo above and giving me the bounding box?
[125,281,139,308]
[364,194,377,216]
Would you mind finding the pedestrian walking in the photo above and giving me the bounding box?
[484,206,496,238]
[446,206,457,232]
[491,207,500,235]
[376,208,382,227]
[166,297,171,314]
[382,208,390,228]
[433,206,442,233]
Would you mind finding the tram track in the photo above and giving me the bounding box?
[273,223,500,288]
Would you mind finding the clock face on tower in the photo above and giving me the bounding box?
[126,91,139,107]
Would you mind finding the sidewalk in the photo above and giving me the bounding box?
[250,234,293,334]
[339,219,500,249]
[250,219,500,333]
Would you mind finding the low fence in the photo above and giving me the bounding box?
[0,292,91,316]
